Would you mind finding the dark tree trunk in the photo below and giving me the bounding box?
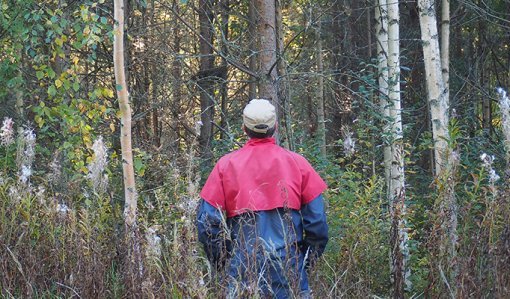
[198,0,215,166]
[254,0,279,141]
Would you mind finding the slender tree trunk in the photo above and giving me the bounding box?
[441,0,450,103]
[254,0,279,140]
[497,88,510,166]
[151,65,160,148]
[367,3,372,59]
[171,0,182,153]
[276,0,293,149]
[248,0,257,100]
[376,0,391,205]
[315,12,326,159]
[220,0,229,140]
[198,0,215,166]
[387,0,409,296]
[114,0,138,232]
[478,6,490,132]
[113,0,142,294]
[418,1,458,297]
[419,0,450,175]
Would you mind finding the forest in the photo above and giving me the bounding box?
[0,0,509,298]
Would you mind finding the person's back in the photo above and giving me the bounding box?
[197,99,328,298]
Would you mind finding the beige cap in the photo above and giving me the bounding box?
[243,99,276,133]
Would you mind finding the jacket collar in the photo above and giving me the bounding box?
[245,137,276,147]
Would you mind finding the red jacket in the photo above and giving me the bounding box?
[200,137,327,217]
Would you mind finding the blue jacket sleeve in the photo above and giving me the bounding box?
[196,199,229,269]
[301,194,328,262]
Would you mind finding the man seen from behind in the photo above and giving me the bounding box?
[197,99,328,298]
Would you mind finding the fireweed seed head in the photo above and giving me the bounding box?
[342,129,356,157]
[480,152,500,184]
[48,152,62,184]
[56,203,70,217]
[23,127,36,163]
[0,117,15,146]
[19,165,32,184]
[480,152,495,168]
[195,120,203,135]
[145,226,162,259]
[86,136,109,193]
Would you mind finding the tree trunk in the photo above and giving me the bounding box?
[418,0,450,175]
[254,0,279,140]
[418,0,458,297]
[248,0,257,100]
[198,0,215,166]
[376,0,391,207]
[478,5,490,132]
[315,12,326,159]
[497,88,510,166]
[276,0,293,149]
[441,0,450,104]
[220,0,230,141]
[387,0,409,296]
[113,0,142,294]
[171,0,182,153]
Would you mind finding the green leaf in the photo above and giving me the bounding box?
[116,84,122,91]
[73,81,80,92]
[36,71,44,80]
[100,16,107,24]
[47,68,56,79]
[48,85,57,96]
[134,158,143,172]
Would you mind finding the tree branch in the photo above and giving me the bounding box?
[165,3,258,78]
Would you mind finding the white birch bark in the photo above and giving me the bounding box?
[376,0,391,193]
[419,1,458,297]
[114,0,138,227]
[387,1,409,295]
[497,88,510,164]
[441,0,450,102]
[114,0,143,289]
[377,0,409,295]
[418,0,450,176]
[387,0,405,205]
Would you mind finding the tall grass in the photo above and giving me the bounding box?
[0,117,509,298]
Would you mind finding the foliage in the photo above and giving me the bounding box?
[1,0,510,297]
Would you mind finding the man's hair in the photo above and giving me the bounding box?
[244,125,275,139]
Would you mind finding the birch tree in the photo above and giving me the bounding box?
[376,0,390,194]
[418,0,450,175]
[418,0,458,297]
[441,0,450,103]
[497,88,510,166]
[113,0,142,291]
[376,0,409,296]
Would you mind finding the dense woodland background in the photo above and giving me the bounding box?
[1,0,509,298]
